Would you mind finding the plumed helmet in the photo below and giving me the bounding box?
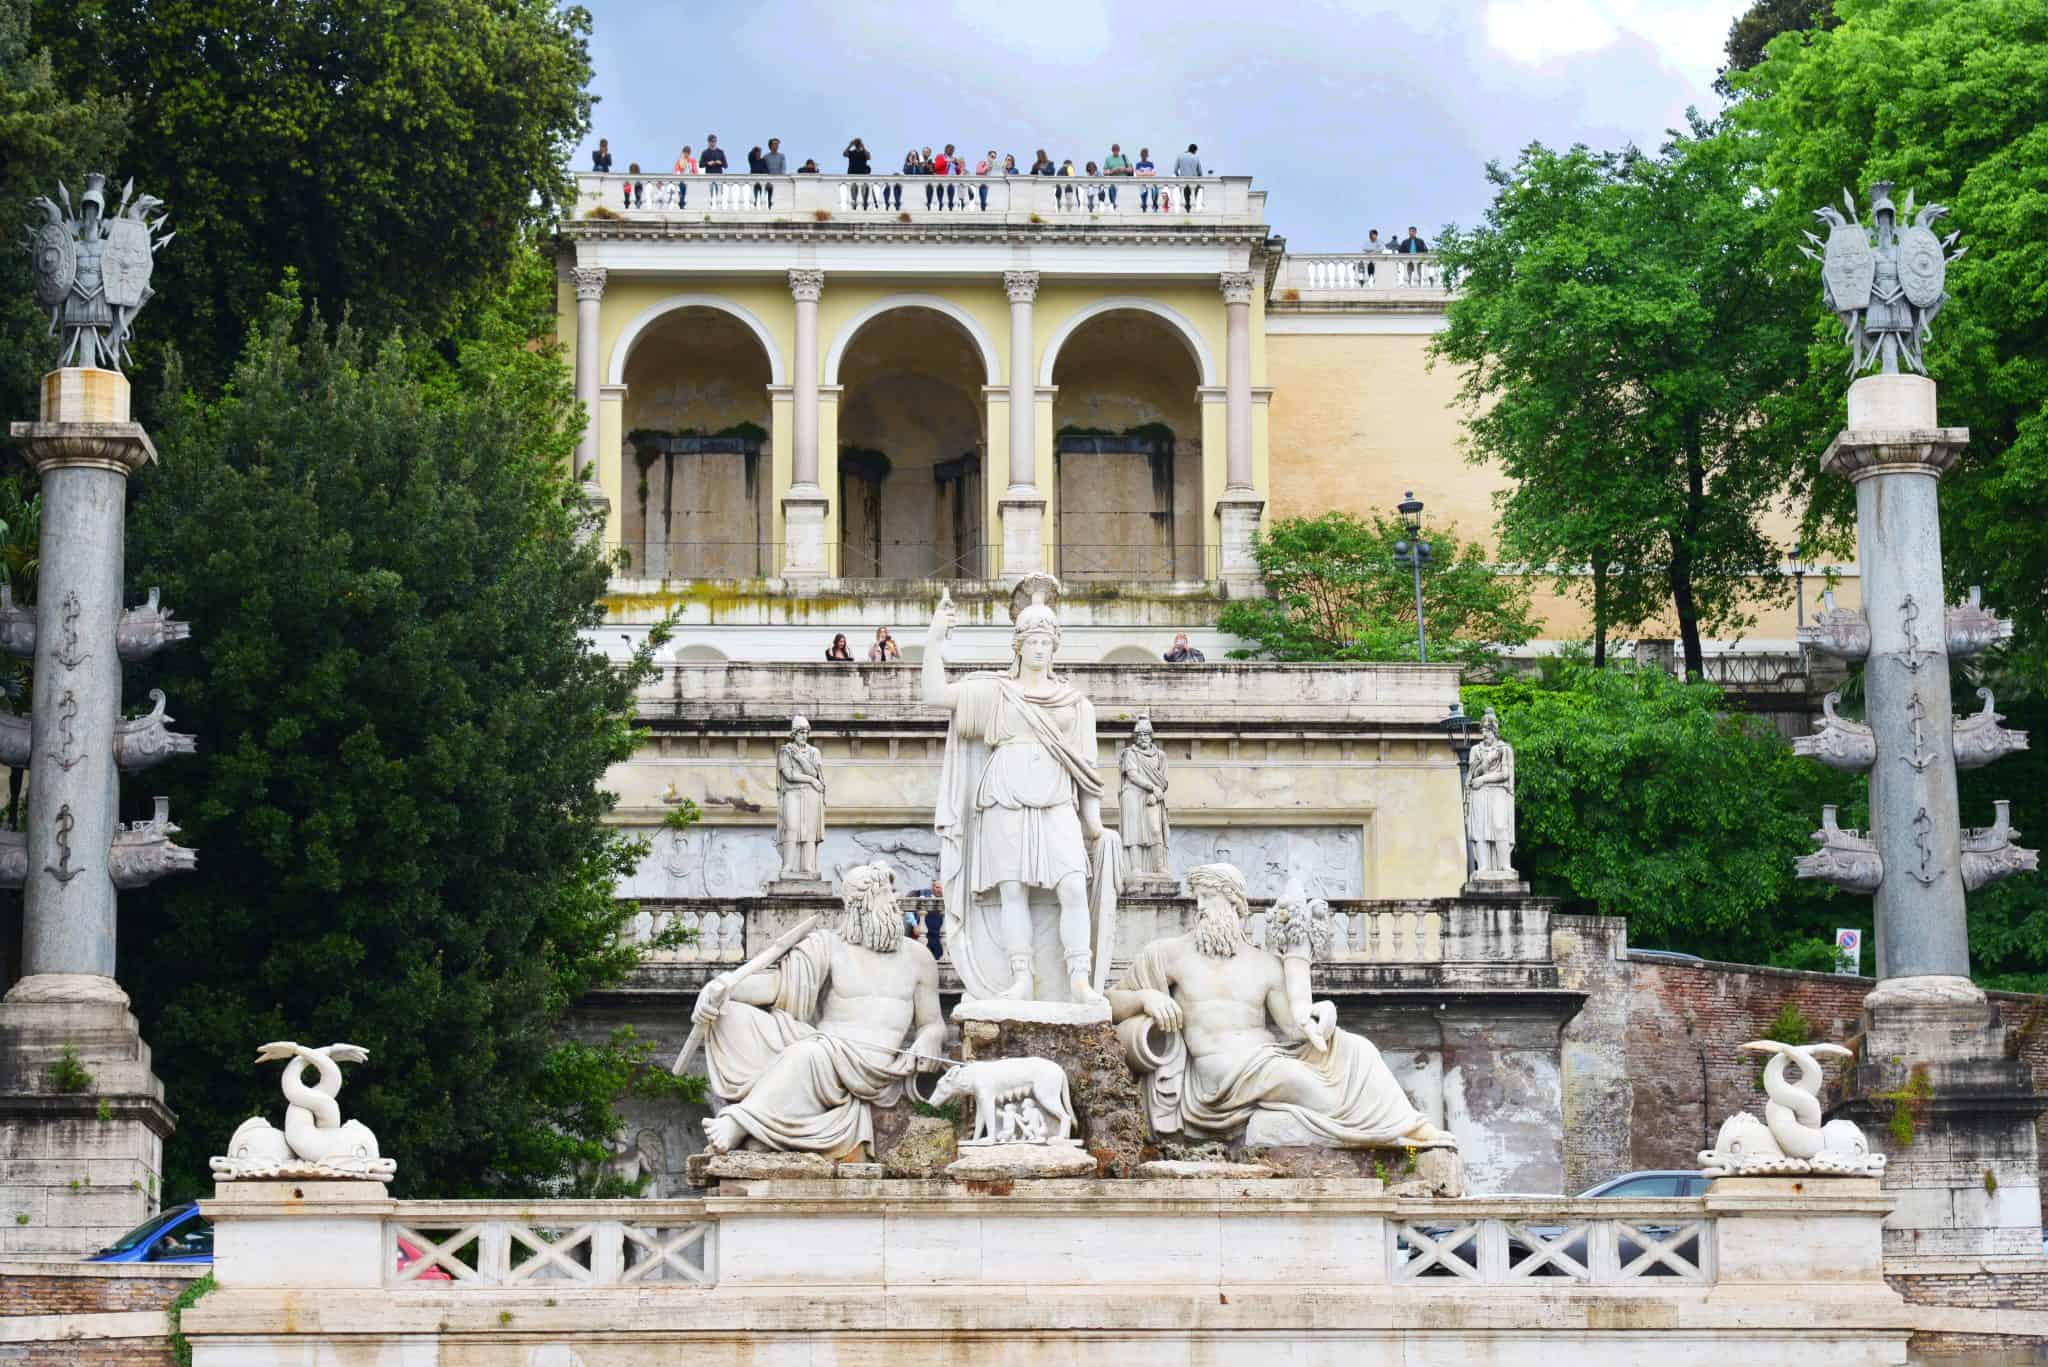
[1868,180,1896,222]
[1010,572,1062,645]
[80,172,108,215]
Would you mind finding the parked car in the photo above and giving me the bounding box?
[87,1200,451,1279]
[1579,1169,1710,1199]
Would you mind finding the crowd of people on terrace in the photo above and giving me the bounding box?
[591,134,1219,212]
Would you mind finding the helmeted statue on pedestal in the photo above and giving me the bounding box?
[688,862,943,1158]
[1465,707,1518,882]
[24,173,173,371]
[1118,716,1172,882]
[924,575,1120,1006]
[1803,181,1961,376]
[774,715,826,881]
[1108,863,1454,1148]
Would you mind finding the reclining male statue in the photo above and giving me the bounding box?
[1107,863,1455,1149]
[690,862,944,1158]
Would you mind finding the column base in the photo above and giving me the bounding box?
[782,493,831,579]
[1216,495,1265,592]
[1828,996,2046,1260]
[998,496,1047,579]
[0,990,174,1256]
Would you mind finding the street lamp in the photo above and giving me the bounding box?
[1391,490,1432,662]
[1441,701,1476,882]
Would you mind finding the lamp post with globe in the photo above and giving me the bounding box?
[1390,490,1432,662]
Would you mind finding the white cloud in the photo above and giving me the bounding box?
[1484,0,1748,86]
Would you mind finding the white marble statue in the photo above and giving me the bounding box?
[1699,1040,1885,1178]
[1109,864,1455,1149]
[1466,708,1518,881]
[690,862,943,1158]
[926,1056,1077,1145]
[211,1041,396,1181]
[1118,716,1172,882]
[775,715,826,882]
[924,576,1120,1007]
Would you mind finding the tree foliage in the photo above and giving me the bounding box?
[1219,511,1537,673]
[1464,664,1863,966]
[1733,0,2048,681]
[1432,125,1828,678]
[30,0,594,389]
[1717,0,1838,95]
[120,258,654,1199]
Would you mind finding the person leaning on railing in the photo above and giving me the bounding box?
[1134,148,1157,210]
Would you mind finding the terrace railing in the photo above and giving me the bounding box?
[574,173,1264,227]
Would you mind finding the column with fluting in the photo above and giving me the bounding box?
[783,269,829,577]
[1215,271,1264,586]
[571,266,606,482]
[998,270,1046,578]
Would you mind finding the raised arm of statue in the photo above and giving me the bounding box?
[922,593,959,709]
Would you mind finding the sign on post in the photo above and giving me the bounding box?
[1835,928,1863,977]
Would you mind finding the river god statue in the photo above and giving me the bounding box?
[925,575,1120,1009]
[1110,863,1454,1149]
[689,862,943,1158]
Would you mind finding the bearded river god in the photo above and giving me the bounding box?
[1108,863,1456,1149]
[923,574,1121,1010]
[688,863,943,1158]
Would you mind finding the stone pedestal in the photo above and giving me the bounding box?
[1120,874,1182,899]
[204,1180,395,1289]
[1216,494,1265,591]
[1464,871,1531,897]
[0,980,174,1255]
[762,875,833,898]
[997,495,1047,579]
[780,492,830,579]
[956,1008,1147,1176]
[1830,997,2045,1258]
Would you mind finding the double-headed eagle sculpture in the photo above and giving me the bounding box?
[1801,181,1962,377]
[22,172,173,372]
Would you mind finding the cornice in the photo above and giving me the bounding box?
[557,220,1275,251]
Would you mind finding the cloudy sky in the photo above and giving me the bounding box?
[576,0,1748,249]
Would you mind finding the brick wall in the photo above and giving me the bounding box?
[0,1344,174,1366]
[0,1265,198,1315]
[1624,956,2048,1214]
[1890,1269,2048,1310]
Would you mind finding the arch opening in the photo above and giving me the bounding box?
[836,307,989,579]
[620,306,776,579]
[1051,310,1205,582]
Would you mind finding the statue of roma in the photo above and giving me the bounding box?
[924,574,1120,1006]
[1109,863,1454,1149]
[25,172,172,371]
[687,862,943,1158]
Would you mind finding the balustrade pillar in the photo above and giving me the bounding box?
[784,269,829,577]
[999,270,1046,577]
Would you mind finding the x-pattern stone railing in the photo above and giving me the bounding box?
[386,1201,716,1287]
[1392,1200,1714,1285]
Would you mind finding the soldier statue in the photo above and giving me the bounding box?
[24,173,173,372]
[1802,181,1962,377]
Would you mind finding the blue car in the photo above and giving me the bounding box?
[86,1201,212,1264]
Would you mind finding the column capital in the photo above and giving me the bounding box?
[789,268,826,302]
[1218,271,1258,306]
[1003,270,1041,304]
[571,266,608,303]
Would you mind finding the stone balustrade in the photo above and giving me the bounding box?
[1274,252,1447,296]
[387,1200,716,1286]
[575,173,1264,227]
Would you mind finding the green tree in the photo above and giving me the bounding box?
[121,259,652,1199]
[1464,664,1864,966]
[0,0,126,446]
[1733,0,2048,680]
[1432,125,1828,679]
[1716,0,1838,95]
[31,0,593,389]
[1218,511,1537,674]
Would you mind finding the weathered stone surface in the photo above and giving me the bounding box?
[877,1112,957,1178]
[684,1150,834,1184]
[1247,1143,1464,1196]
[1134,1159,1276,1179]
[945,1141,1095,1181]
[957,1015,1151,1176]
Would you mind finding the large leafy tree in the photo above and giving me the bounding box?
[31,0,594,389]
[1219,511,1537,674]
[1433,125,1827,678]
[1717,0,1838,95]
[1465,664,1862,966]
[119,256,657,1198]
[1734,0,2048,681]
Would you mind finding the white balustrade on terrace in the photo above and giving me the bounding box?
[1274,252,1447,295]
[1392,1200,1713,1284]
[388,1201,716,1286]
[619,906,745,964]
[573,173,1263,226]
